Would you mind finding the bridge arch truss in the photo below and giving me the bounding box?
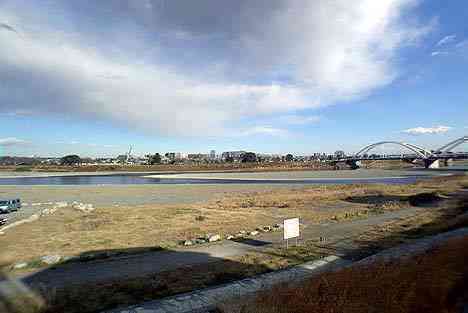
[435,136,468,153]
[355,141,433,159]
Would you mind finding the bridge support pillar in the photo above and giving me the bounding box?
[444,158,454,167]
[424,159,440,169]
[346,160,361,170]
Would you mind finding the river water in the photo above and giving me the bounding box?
[0,168,462,185]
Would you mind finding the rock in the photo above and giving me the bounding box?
[239,230,247,235]
[263,226,272,232]
[40,207,58,216]
[183,240,194,246]
[61,256,76,262]
[72,202,95,213]
[208,234,221,242]
[40,255,62,265]
[54,201,68,208]
[273,223,283,229]
[226,235,235,240]
[250,231,259,236]
[13,262,28,270]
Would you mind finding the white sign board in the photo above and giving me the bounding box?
[283,218,300,240]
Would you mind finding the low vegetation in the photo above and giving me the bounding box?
[220,235,468,313]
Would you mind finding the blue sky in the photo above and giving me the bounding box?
[0,0,467,157]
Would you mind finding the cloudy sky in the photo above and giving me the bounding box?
[0,0,467,157]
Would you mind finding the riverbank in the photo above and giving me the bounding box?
[10,176,468,313]
[2,174,466,270]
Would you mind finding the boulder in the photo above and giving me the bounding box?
[263,226,272,232]
[273,223,283,230]
[40,255,62,265]
[13,262,28,270]
[54,201,68,208]
[226,235,235,240]
[184,240,194,246]
[250,231,259,236]
[73,203,95,213]
[208,234,221,242]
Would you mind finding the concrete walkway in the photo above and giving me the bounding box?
[23,206,424,289]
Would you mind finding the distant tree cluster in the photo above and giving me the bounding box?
[61,155,81,166]
[241,152,257,163]
[285,154,294,162]
[149,153,162,165]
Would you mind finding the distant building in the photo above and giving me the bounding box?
[165,152,176,161]
[334,150,346,159]
[221,151,246,162]
[187,153,209,161]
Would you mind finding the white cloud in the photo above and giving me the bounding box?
[436,34,456,46]
[431,51,448,56]
[0,137,29,146]
[402,125,452,135]
[0,1,432,137]
[240,126,289,137]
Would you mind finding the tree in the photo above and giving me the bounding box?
[149,153,161,165]
[241,152,257,163]
[285,154,294,162]
[225,156,234,163]
[61,155,81,166]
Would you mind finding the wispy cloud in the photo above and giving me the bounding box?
[436,34,456,46]
[0,137,29,146]
[240,126,289,137]
[279,115,321,125]
[431,51,448,57]
[402,125,451,135]
[455,40,468,49]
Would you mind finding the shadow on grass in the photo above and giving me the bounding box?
[21,245,275,313]
[344,191,446,207]
[230,238,272,247]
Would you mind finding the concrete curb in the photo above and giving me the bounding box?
[105,227,468,313]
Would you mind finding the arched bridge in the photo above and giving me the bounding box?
[355,141,433,159]
[434,136,468,154]
[341,136,468,169]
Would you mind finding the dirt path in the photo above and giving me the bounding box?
[22,206,424,289]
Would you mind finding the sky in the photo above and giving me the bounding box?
[0,0,467,157]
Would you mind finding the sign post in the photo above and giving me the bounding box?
[283,217,300,249]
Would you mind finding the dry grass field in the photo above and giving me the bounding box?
[1,175,466,267]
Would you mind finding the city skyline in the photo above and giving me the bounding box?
[0,1,467,157]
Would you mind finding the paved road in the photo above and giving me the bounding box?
[22,206,425,289]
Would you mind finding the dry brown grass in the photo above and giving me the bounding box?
[2,175,467,268]
[221,235,468,313]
